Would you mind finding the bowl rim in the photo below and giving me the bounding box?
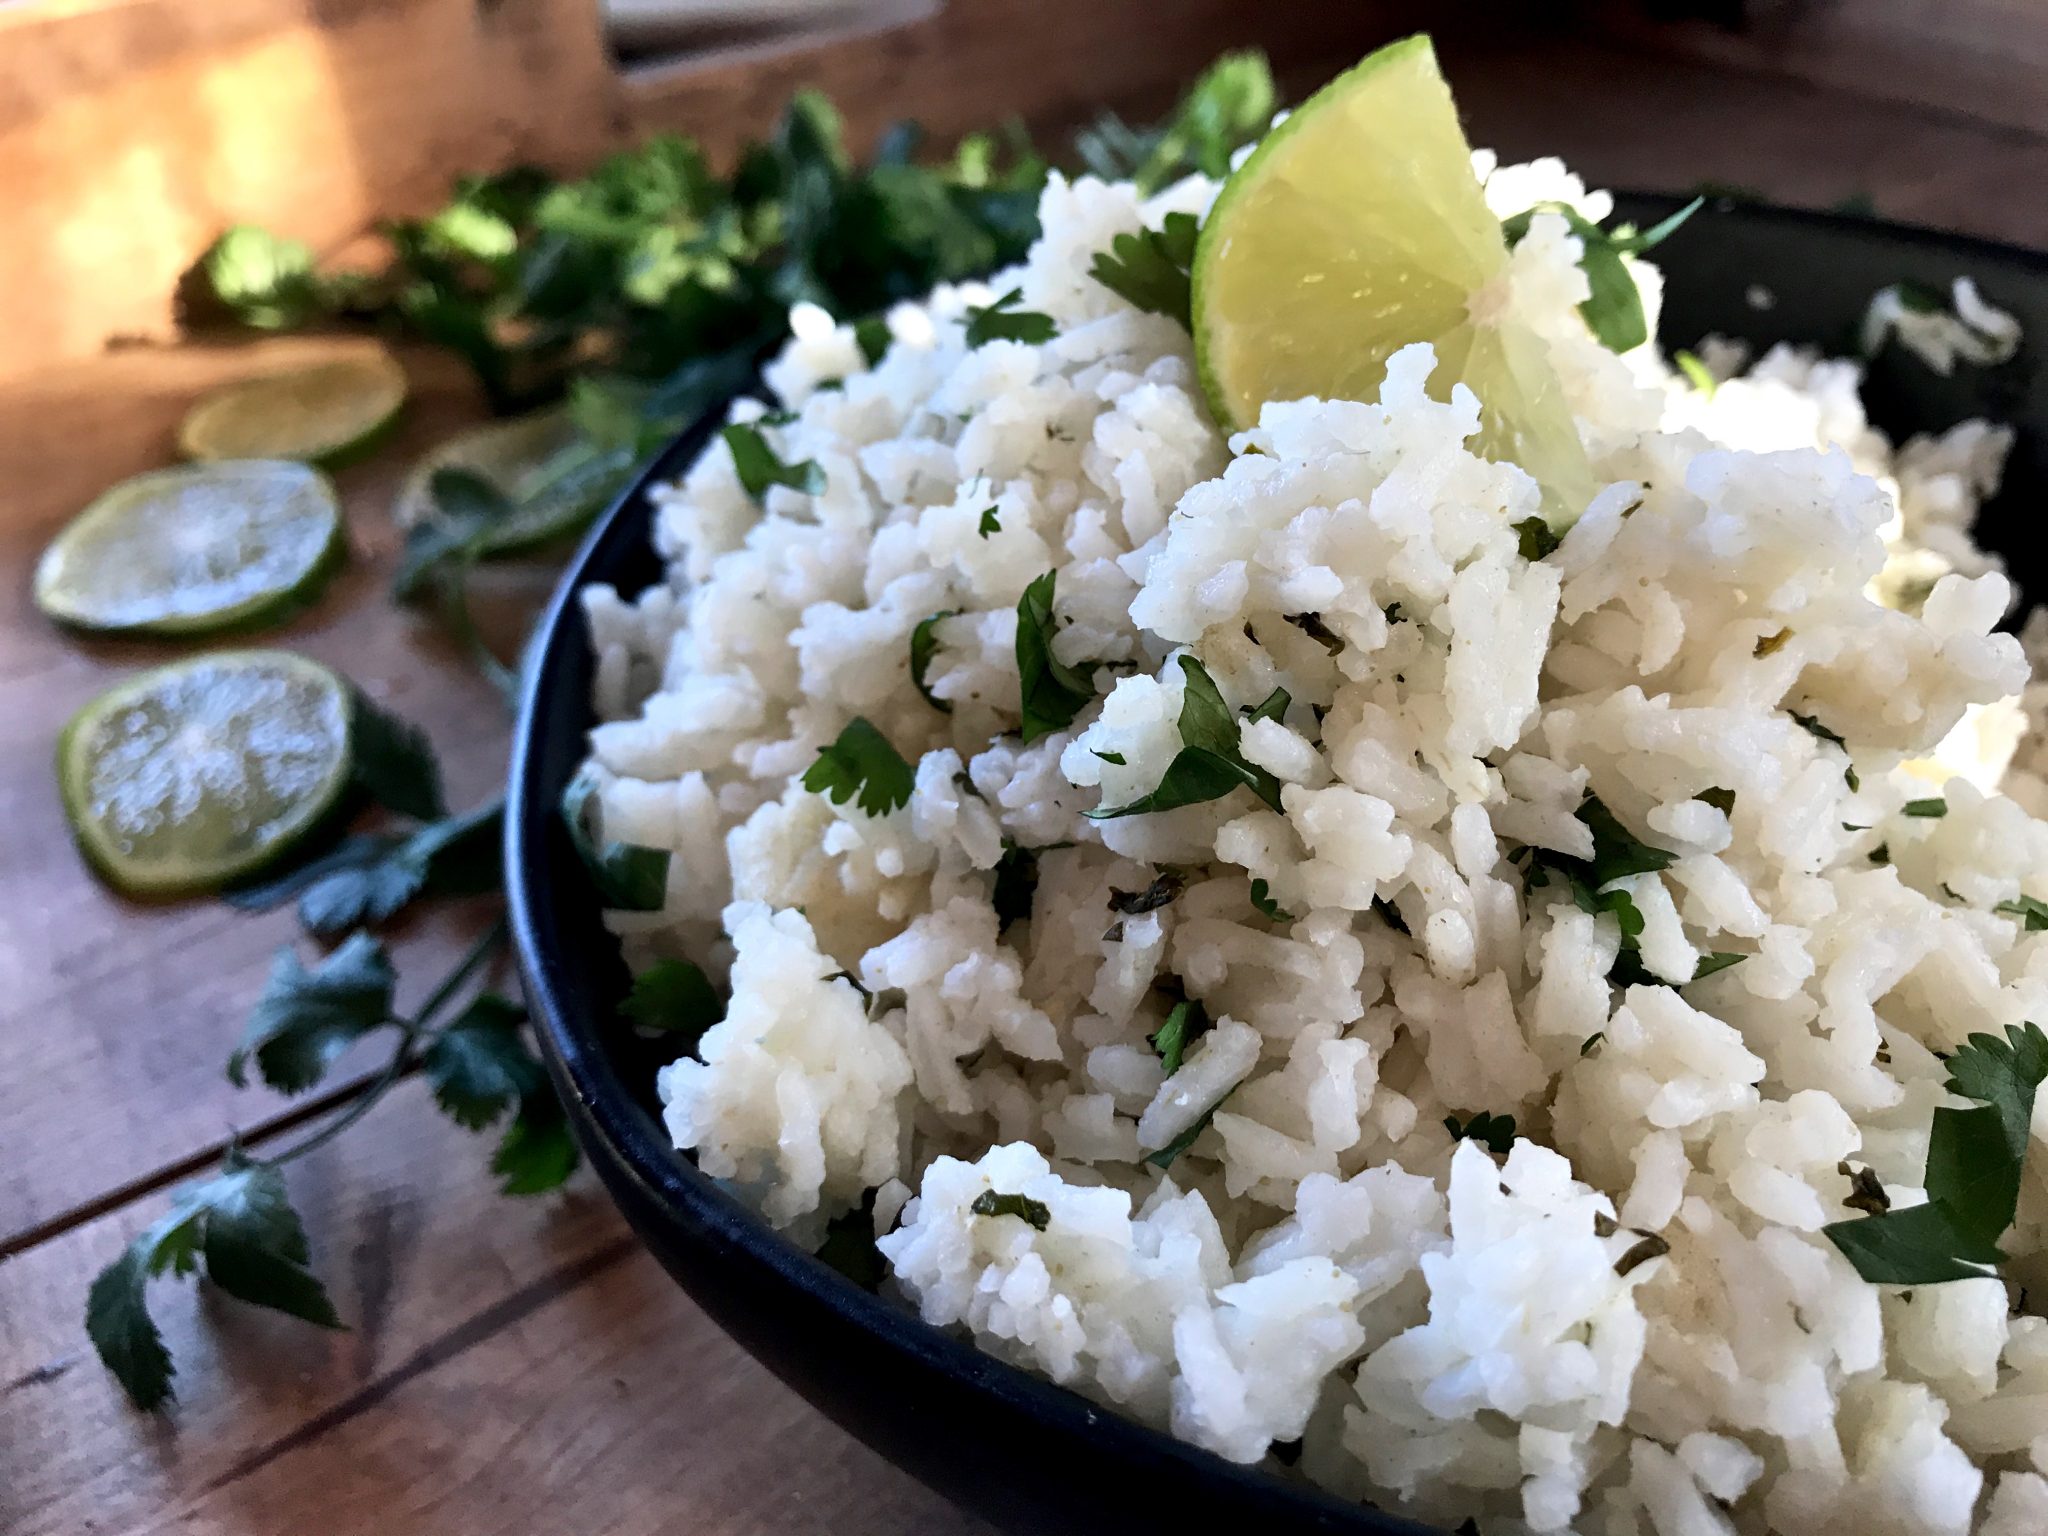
[505,190,2048,1534]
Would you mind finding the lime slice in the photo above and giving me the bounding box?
[33,461,344,636]
[177,349,408,466]
[58,651,355,897]
[393,408,628,558]
[1192,34,1594,518]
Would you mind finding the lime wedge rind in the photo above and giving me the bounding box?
[33,462,346,639]
[177,350,409,468]
[58,650,356,898]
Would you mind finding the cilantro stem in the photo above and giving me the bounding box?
[251,917,508,1171]
[438,569,521,713]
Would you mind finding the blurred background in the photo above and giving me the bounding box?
[4,0,2045,387]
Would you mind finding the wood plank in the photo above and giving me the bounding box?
[0,1092,981,1536]
[1436,25,2048,250]
[0,339,520,1246]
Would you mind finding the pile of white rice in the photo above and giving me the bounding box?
[576,150,2048,1535]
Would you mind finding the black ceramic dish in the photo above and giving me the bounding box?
[507,195,2048,1536]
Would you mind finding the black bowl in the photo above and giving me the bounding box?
[507,196,2048,1536]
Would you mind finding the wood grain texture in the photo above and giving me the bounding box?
[0,1094,983,1536]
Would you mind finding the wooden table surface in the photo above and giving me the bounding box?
[5,7,2048,1534]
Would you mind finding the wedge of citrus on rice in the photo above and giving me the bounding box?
[1191,33,1595,519]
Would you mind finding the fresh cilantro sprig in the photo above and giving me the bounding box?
[1089,656,1283,820]
[1444,1111,1518,1155]
[722,422,825,501]
[1089,213,1199,328]
[1500,197,1702,353]
[803,717,916,816]
[561,769,672,908]
[1075,51,1275,194]
[1825,1023,2048,1285]
[224,800,502,936]
[1016,571,1098,743]
[909,609,961,714]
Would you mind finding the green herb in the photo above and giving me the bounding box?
[1016,571,1097,743]
[1612,947,1747,989]
[1903,798,1949,819]
[1842,1164,1891,1217]
[1871,843,1892,866]
[1793,711,1847,749]
[348,694,448,821]
[562,769,671,909]
[1581,1032,1606,1056]
[1523,796,1678,985]
[620,958,723,1044]
[964,287,1056,347]
[1754,628,1792,658]
[853,316,892,366]
[1372,896,1411,936]
[227,933,396,1093]
[1249,879,1293,923]
[1145,1106,1220,1171]
[491,1086,581,1195]
[816,1191,887,1288]
[1110,871,1185,916]
[392,468,513,603]
[978,506,1001,537]
[1515,516,1563,561]
[1577,796,1676,885]
[1090,656,1283,819]
[1996,895,2048,930]
[1150,997,1208,1076]
[1444,1111,1518,1155]
[1094,750,1126,766]
[969,1189,1052,1230]
[1088,212,1199,328]
[1698,786,1737,816]
[224,801,503,937]
[1284,612,1344,655]
[909,609,960,713]
[1673,349,1717,397]
[421,994,547,1129]
[1244,686,1290,726]
[1690,951,1747,981]
[1500,197,1701,352]
[1074,51,1274,194]
[1825,1023,2048,1284]
[1614,1231,1671,1276]
[722,422,825,500]
[802,717,916,816]
[991,838,1047,933]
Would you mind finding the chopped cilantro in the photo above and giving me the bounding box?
[1444,1111,1517,1156]
[1515,516,1563,561]
[1792,711,1847,748]
[1110,872,1185,916]
[722,423,825,501]
[1244,686,1291,726]
[970,1189,1051,1230]
[1825,1022,2048,1284]
[1674,349,1717,397]
[1284,612,1345,655]
[909,609,960,714]
[978,506,1001,537]
[1698,786,1736,816]
[802,717,915,816]
[1073,51,1274,194]
[562,769,672,911]
[1754,628,1792,658]
[1871,843,1891,866]
[1015,571,1097,742]
[964,287,1055,346]
[620,959,723,1045]
[1614,1231,1671,1277]
[1996,895,2048,931]
[1580,1032,1606,1057]
[1250,879,1293,923]
[1903,797,1949,819]
[1088,212,1198,328]
[1089,656,1283,820]
[1150,997,1207,1077]
[1094,750,1126,766]
[1501,197,1700,352]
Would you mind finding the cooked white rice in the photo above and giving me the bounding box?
[576,152,2048,1534]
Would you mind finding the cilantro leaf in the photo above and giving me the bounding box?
[909,609,960,714]
[492,1088,580,1195]
[421,994,546,1130]
[802,717,915,816]
[561,770,670,910]
[1501,197,1699,353]
[1074,51,1274,193]
[197,1159,345,1328]
[1146,1093,1227,1170]
[1689,951,1748,981]
[85,1247,176,1411]
[816,1192,887,1288]
[978,506,1001,538]
[964,287,1055,347]
[1149,997,1208,1076]
[196,225,329,331]
[620,959,723,1045]
[226,802,503,937]
[1094,750,1126,766]
[1996,895,2048,930]
[1244,686,1290,726]
[1444,1111,1518,1155]
[1090,656,1282,820]
[392,468,512,603]
[991,838,1065,934]
[852,316,891,366]
[1674,349,1717,397]
[1792,711,1847,748]
[1903,797,1949,819]
[1088,212,1198,328]
[1249,879,1293,923]
[1515,516,1563,560]
[1015,571,1096,743]
[228,933,395,1093]
[1578,797,1676,886]
[969,1190,1051,1230]
[1698,786,1737,816]
[1285,612,1345,655]
[346,694,446,822]
[722,422,824,501]
[1110,871,1185,916]
[1825,1023,2048,1283]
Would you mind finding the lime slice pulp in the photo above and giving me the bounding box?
[58,651,355,897]
[33,461,343,637]
[178,349,408,466]
[1191,34,1594,518]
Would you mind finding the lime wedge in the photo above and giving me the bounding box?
[1192,34,1594,518]
[33,461,343,637]
[58,651,355,897]
[393,409,628,558]
[178,349,408,466]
